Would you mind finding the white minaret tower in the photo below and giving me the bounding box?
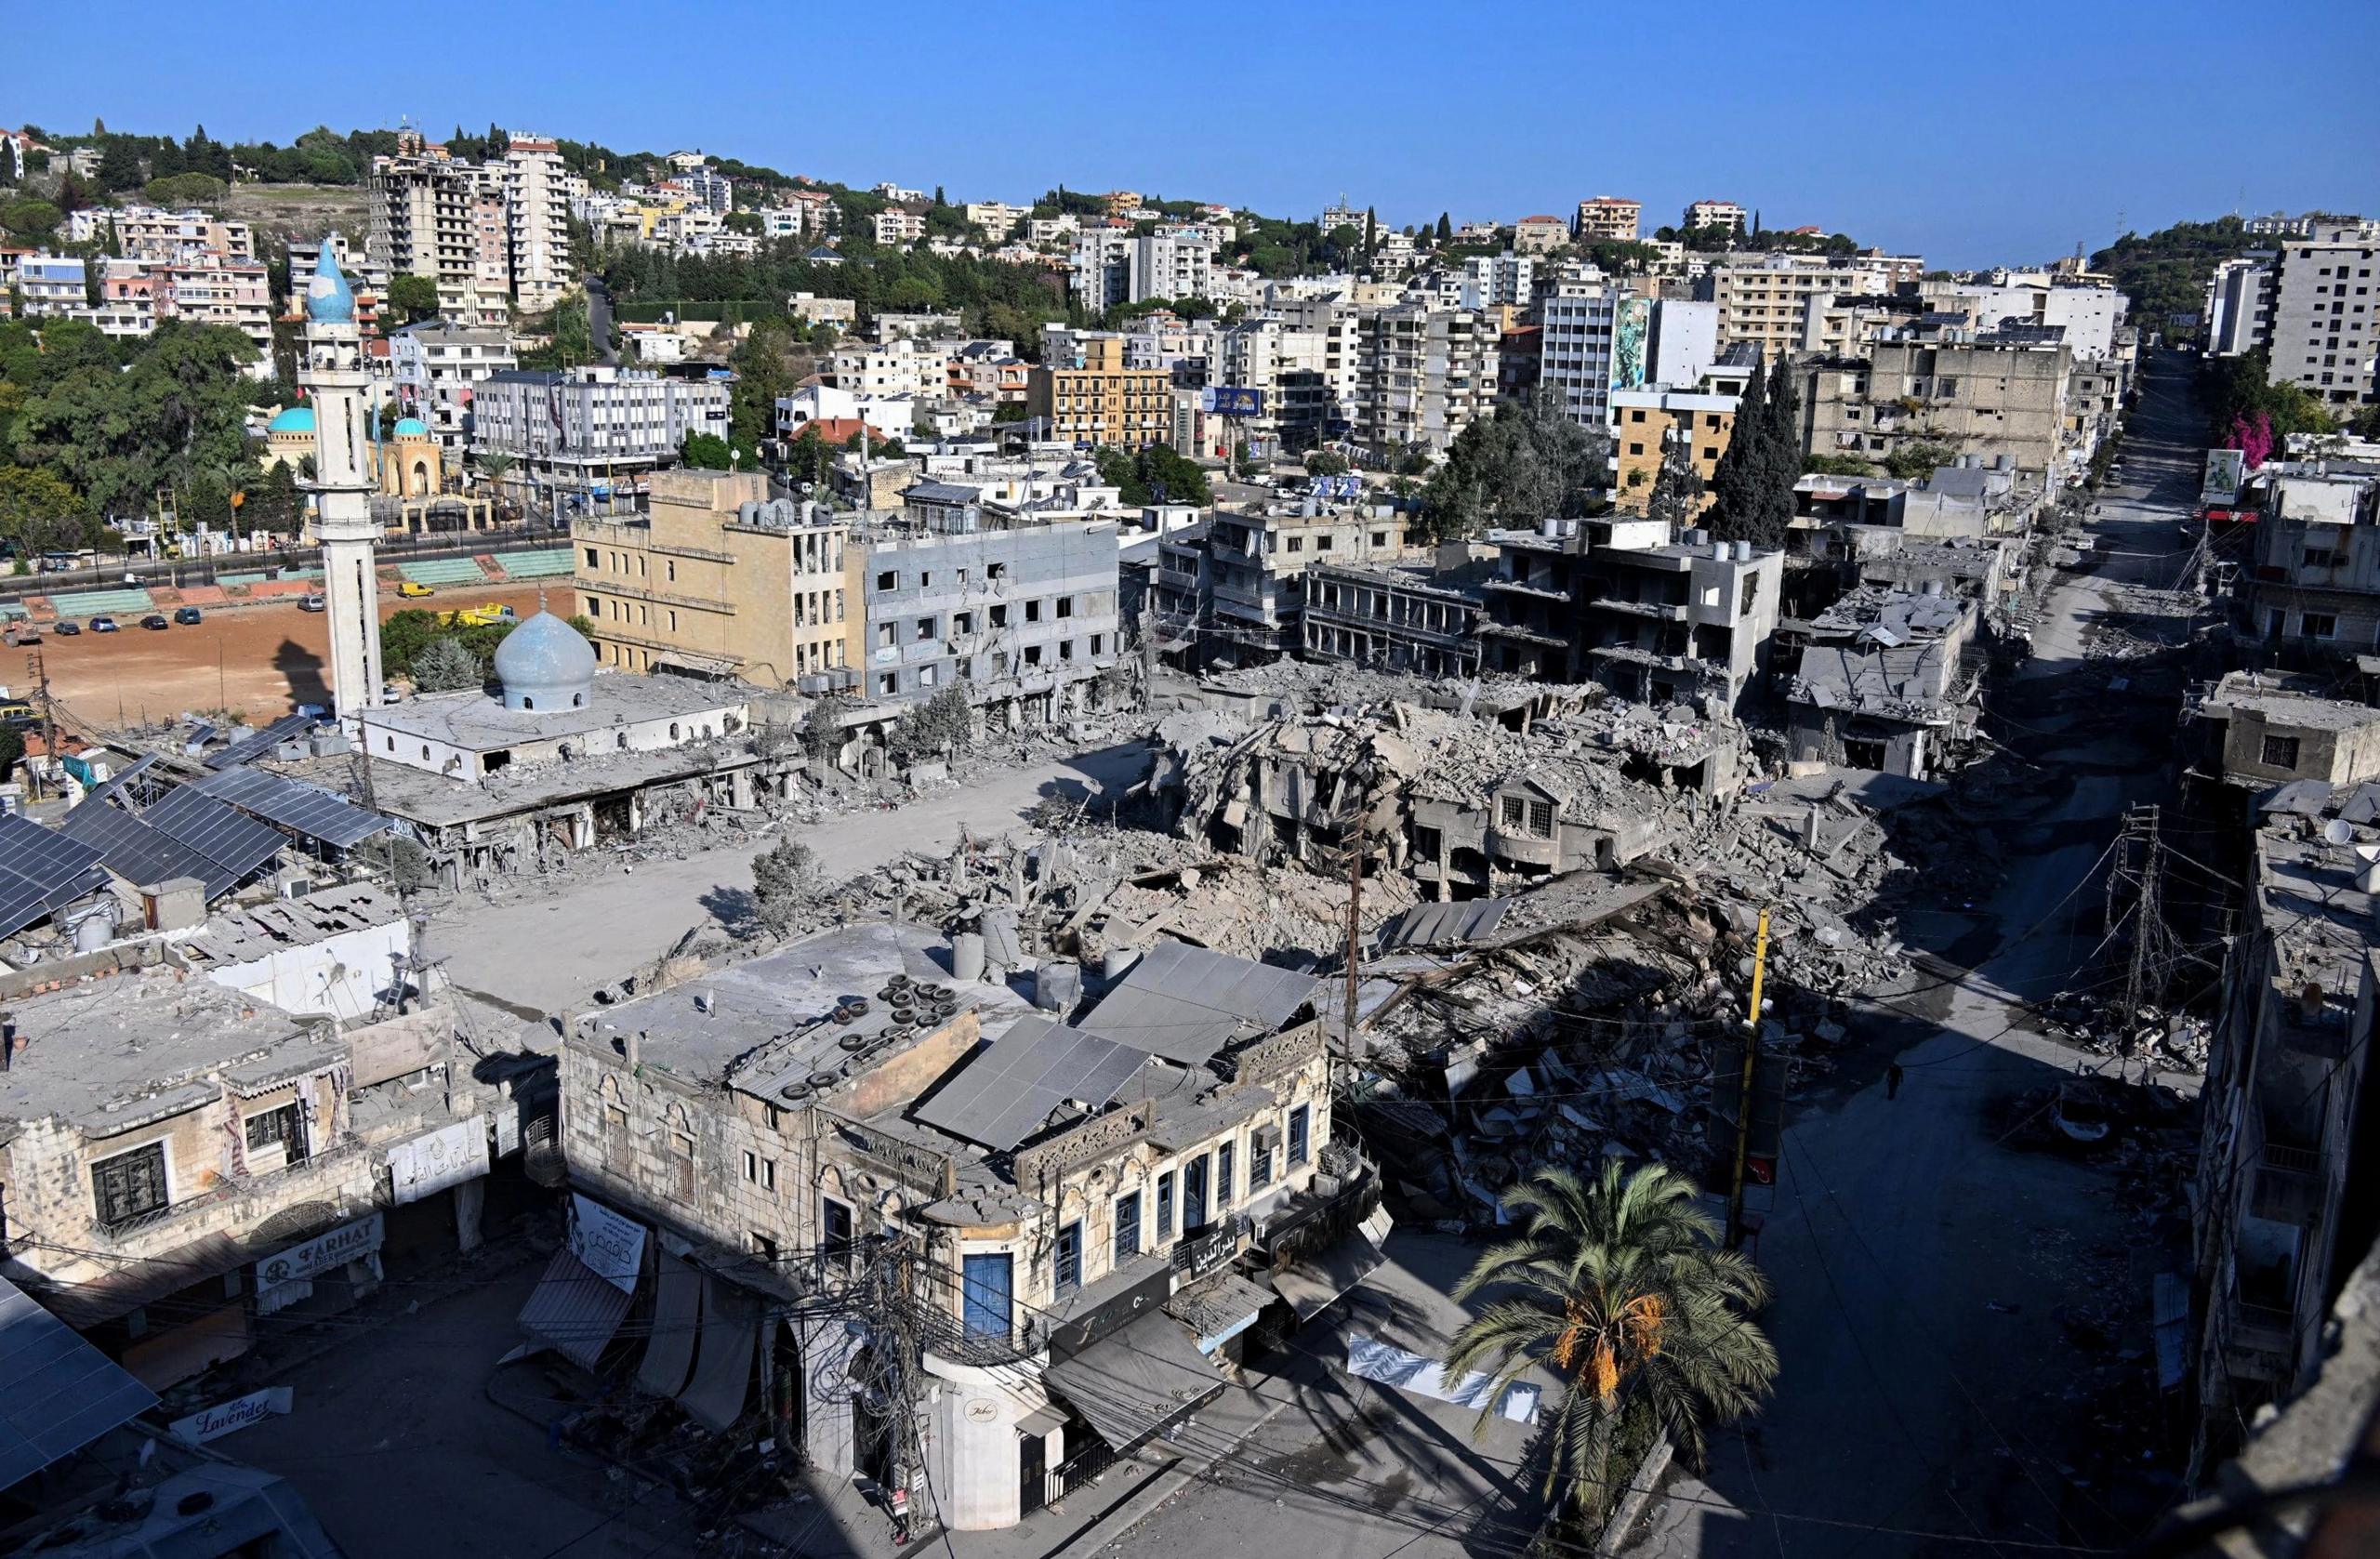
[298,246,385,728]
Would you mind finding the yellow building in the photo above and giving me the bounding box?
[573,468,858,683]
[1024,335,1173,450]
[1611,388,1739,518]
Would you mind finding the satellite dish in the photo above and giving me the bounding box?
[2324,818,2355,845]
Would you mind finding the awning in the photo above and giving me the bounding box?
[635,1250,703,1399]
[1014,1406,1065,1439]
[1270,1229,1386,1321]
[677,1274,759,1433]
[27,1233,253,1329]
[1164,1271,1275,1354]
[1043,1310,1227,1454]
[518,1249,633,1370]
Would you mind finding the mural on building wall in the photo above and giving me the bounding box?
[1613,297,1650,390]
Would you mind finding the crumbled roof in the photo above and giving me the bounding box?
[179,883,405,967]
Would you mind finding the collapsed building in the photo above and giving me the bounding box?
[1780,586,1983,780]
[1137,666,1751,898]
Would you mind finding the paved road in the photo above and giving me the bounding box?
[434,740,1150,1019]
[1628,349,2210,1557]
[586,274,616,365]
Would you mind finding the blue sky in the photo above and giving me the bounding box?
[10,0,2378,268]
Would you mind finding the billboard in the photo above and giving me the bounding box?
[1308,474,1363,501]
[2202,447,2245,506]
[1201,386,1264,417]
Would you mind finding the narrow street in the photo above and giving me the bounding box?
[1629,350,2211,1556]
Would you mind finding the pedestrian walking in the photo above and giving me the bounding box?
[1885,1062,1904,1101]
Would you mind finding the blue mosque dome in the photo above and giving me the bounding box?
[391,416,429,437]
[268,405,316,433]
[493,610,598,713]
[305,246,356,324]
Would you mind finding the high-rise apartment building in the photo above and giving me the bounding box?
[1539,283,1624,429]
[1704,254,1889,366]
[2268,231,2380,409]
[2205,257,2277,358]
[1025,333,1174,449]
[503,134,580,313]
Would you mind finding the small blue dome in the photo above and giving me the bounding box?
[305,247,355,324]
[493,610,597,713]
[391,416,429,437]
[268,405,315,433]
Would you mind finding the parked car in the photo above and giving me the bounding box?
[51,620,80,637]
[396,581,434,599]
[0,701,36,726]
[89,615,119,633]
[139,614,170,630]
[174,605,203,625]
[298,594,326,613]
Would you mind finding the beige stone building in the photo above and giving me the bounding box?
[1573,196,1642,244]
[573,469,858,683]
[1704,254,1889,365]
[1795,324,2077,484]
[1025,334,1174,449]
[1611,388,1739,517]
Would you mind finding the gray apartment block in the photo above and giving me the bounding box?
[2238,466,2380,658]
[853,509,1122,723]
[473,366,732,485]
[2268,238,2380,408]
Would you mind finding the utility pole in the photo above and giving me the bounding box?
[26,650,58,801]
[1342,810,1365,1077]
[1726,907,1771,1252]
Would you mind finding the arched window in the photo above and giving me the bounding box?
[522,696,536,710]
[669,722,681,739]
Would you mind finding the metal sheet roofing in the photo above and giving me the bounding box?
[0,1274,160,1488]
[1375,898,1513,952]
[912,1016,1148,1151]
[0,813,112,939]
[1078,941,1319,1065]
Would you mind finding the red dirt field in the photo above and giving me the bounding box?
[19,584,576,731]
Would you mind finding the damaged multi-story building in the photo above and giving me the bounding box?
[0,888,533,1390]
[1780,586,1980,780]
[546,924,1373,1531]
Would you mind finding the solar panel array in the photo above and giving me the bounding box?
[141,786,292,897]
[56,800,213,890]
[914,1016,1149,1151]
[205,713,317,771]
[0,1275,160,1489]
[192,767,389,848]
[0,814,112,939]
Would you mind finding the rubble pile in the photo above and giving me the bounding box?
[2034,990,2213,1072]
[2084,582,2203,662]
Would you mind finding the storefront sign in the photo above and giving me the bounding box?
[572,1194,646,1295]
[389,1118,489,1205]
[256,1214,385,1299]
[169,1387,293,1445]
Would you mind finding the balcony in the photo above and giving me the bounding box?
[1591,597,1688,621]
[2248,1141,2324,1225]
[1487,576,1568,601]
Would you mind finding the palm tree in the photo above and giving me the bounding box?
[1444,1161,1778,1526]
[473,451,515,510]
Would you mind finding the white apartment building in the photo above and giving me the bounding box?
[1351,304,1499,455]
[390,321,520,452]
[66,205,257,262]
[1539,283,1624,429]
[16,257,87,316]
[1129,231,1217,303]
[505,135,582,312]
[1070,227,1136,312]
[873,182,928,205]
[873,208,928,246]
[1685,199,1749,235]
[2268,236,2380,409]
[829,337,958,400]
[473,365,732,487]
[1026,213,1079,246]
[1460,253,1535,310]
[2206,257,2277,357]
[754,206,808,240]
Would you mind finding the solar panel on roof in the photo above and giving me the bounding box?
[913,1016,1149,1151]
[0,1275,160,1489]
[191,767,388,849]
[205,713,317,770]
[56,800,212,889]
[139,787,289,897]
[0,814,112,939]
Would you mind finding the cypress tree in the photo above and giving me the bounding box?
[1705,358,1767,541]
[1436,212,1452,243]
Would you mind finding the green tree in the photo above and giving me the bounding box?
[1882,441,1958,482]
[1705,360,1798,548]
[377,609,443,677]
[1435,212,1452,244]
[1801,453,1876,477]
[681,430,734,469]
[886,684,972,765]
[801,692,853,763]
[1,199,62,242]
[385,272,440,326]
[245,459,304,535]
[1303,450,1351,478]
[1645,427,1705,527]
[96,138,144,192]
[521,291,596,370]
[785,423,834,486]
[409,633,484,691]
[749,836,820,939]
[1444,1163,1777,1526]
[1421,387,1610,540]
[0,466,90,556]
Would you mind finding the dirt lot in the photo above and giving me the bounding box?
[26,584,574,728]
